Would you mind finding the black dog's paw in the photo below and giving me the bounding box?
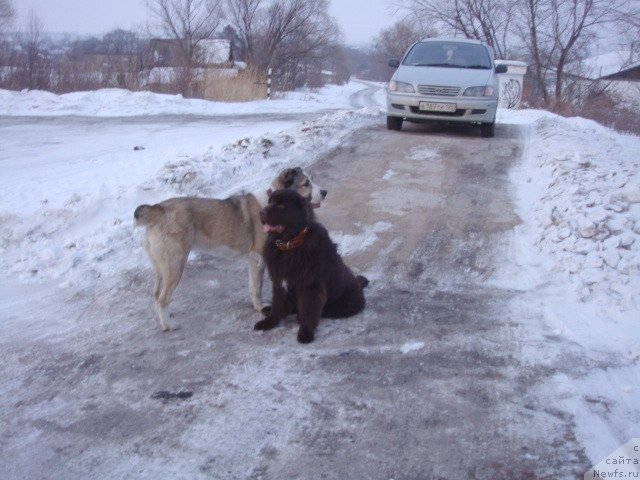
[297,327,315,344]
[260,305,272,317]
[254,317,278,331]
[356,275,370,288]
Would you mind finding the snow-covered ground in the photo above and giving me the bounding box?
[0,83,381,289]
[0,82,369,117]
[1,83,638,473]
[496,107,640,465]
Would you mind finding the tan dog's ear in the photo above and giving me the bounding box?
[277,167,302,189]
[288,167,303,186]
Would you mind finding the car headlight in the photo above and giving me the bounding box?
[463,86,494,97]
[389,80,415,93]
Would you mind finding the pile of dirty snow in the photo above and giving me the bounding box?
[508,111,640,310]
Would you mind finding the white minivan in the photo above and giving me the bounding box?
[386,37,507,137]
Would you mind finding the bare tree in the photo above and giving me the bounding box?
[225,0,341,88]
[374,19,436,61]
[611,0,640,62]
[513,0,622,103]
[146,0,224,96]
[370,19,436,81]
[102,29,141,55]
[550,0,619,100]
[0,0,15,85]
[269,0,340,87]
[393,0,516,59]
[511,0,553,102]
[20,11,49,90]
[0,0,14,32]
[397,0,628,104]
[224,0,261,65]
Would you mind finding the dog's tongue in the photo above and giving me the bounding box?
[262,224,284,233]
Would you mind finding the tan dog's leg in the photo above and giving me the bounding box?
[144,234,167,329]
[248,251,266,312]
[155,252,187,331]
[146,229,190,331]
[153,268,162,299]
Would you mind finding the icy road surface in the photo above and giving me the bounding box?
[1,115,594,479]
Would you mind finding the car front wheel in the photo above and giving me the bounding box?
[387,116,403,131]
[480,122,495,138]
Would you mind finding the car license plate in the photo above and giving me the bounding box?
[419,102,456,112]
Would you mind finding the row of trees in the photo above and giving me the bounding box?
[0,0,347,96]
[2,0,638,107]
[386,0,640,104]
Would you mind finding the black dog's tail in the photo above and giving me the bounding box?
[356,275,369,288]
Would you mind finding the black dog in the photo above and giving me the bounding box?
[256,189,369,343]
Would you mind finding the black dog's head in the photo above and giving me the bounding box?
[261,189,315,236]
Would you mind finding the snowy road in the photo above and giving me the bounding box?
[1,117,591,478]
[348,80,385,109]
[305,121,591,478]
[0,113,324,214]
[3,84,638,479]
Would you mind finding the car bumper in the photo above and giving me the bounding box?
[386,92,498,124]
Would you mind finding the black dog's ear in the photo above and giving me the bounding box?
[267,188,273,197]
[295,192,314,219]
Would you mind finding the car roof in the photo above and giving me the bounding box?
[419,37,484,45]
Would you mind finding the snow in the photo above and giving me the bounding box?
[399,341,425,354]
[330,221,392,256]
[0,82,366,117]
[0,96,380,289]
[1,84,639,474]
[496,108,640,311]
[495,107,640,466]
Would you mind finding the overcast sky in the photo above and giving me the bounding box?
[15,0,401,46]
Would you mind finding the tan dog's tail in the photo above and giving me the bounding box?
[134,204,164,226]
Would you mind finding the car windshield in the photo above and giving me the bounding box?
[403,41,492,69]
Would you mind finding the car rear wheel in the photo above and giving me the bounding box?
[480,122,495,138]
[387,116,403,131]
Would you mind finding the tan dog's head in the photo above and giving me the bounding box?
[271,167,327,208]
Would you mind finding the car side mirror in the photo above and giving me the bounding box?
[495,64,508,74]
[388,59,400,68]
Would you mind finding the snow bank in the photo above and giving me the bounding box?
[498,108,640,466]
[503,110,640,311]
[0,83,365,117]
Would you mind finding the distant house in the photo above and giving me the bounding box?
[580,51,640,81]
[538,50,640,108]
[602,65,640,81]
[199,39,233,66]
[144,38,231,68]
[577,51,640,109]
[143,38,239,90]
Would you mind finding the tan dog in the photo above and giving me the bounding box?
[134,167,327,331]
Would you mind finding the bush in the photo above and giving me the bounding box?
[202,67,267,102]
[548,93,640,136]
